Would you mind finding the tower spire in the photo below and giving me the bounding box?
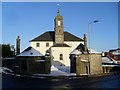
[57,4,60,15]
[54,3,64,44]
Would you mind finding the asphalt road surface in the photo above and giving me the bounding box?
[2,73,120,89]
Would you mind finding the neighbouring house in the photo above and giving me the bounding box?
[102,48,120,73]
[15,46,51,74]
[102,57,120,73]
[106,48,120,63]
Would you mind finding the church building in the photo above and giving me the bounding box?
[30,9,86,71]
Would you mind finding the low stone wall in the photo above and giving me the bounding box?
[89,54,103,74]
[76,54,103,75]
[2,58,16,71]
[14,56,51,75]
[76,58,89,75]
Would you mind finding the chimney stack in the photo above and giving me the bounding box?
[16,36,20,55]
[83,34,87,52]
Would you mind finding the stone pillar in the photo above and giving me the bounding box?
[45,56,51,74]
[16,36,20,55]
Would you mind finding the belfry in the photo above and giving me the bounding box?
[54,8,64,44]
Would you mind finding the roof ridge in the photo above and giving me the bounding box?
[30,31,83,41]
[17,46,44,57]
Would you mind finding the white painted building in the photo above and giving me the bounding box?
[30,9,85,68]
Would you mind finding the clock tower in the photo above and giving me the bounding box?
[54,9,64,44]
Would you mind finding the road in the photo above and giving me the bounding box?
[2,73,120,89]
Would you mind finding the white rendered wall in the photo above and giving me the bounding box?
[30,41,84,55]
[51,47,71,67]
[64,41,84,52]
[30,41,53,55]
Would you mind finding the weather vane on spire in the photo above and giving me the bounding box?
[57,3,60,14]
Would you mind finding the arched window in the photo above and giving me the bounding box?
[60,54,63,60]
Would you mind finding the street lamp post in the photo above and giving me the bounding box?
[88,20,99,53]
[88,20,98,75]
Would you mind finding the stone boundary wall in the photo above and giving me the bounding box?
[76,54,103,75]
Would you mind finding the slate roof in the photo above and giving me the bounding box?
[102,57,113,64]
[109,48,120,53]
[109,48,120,55]
[76,44,85,53]
[30,31,84,42]
[52,43,70,47]
[70,44,85,54]
[70,49,82,55]
[17,46,44,57]
[70,43,99,55]
[76,44,100,54]
[70,44,88,54]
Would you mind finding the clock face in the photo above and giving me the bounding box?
[58,21,60,26]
